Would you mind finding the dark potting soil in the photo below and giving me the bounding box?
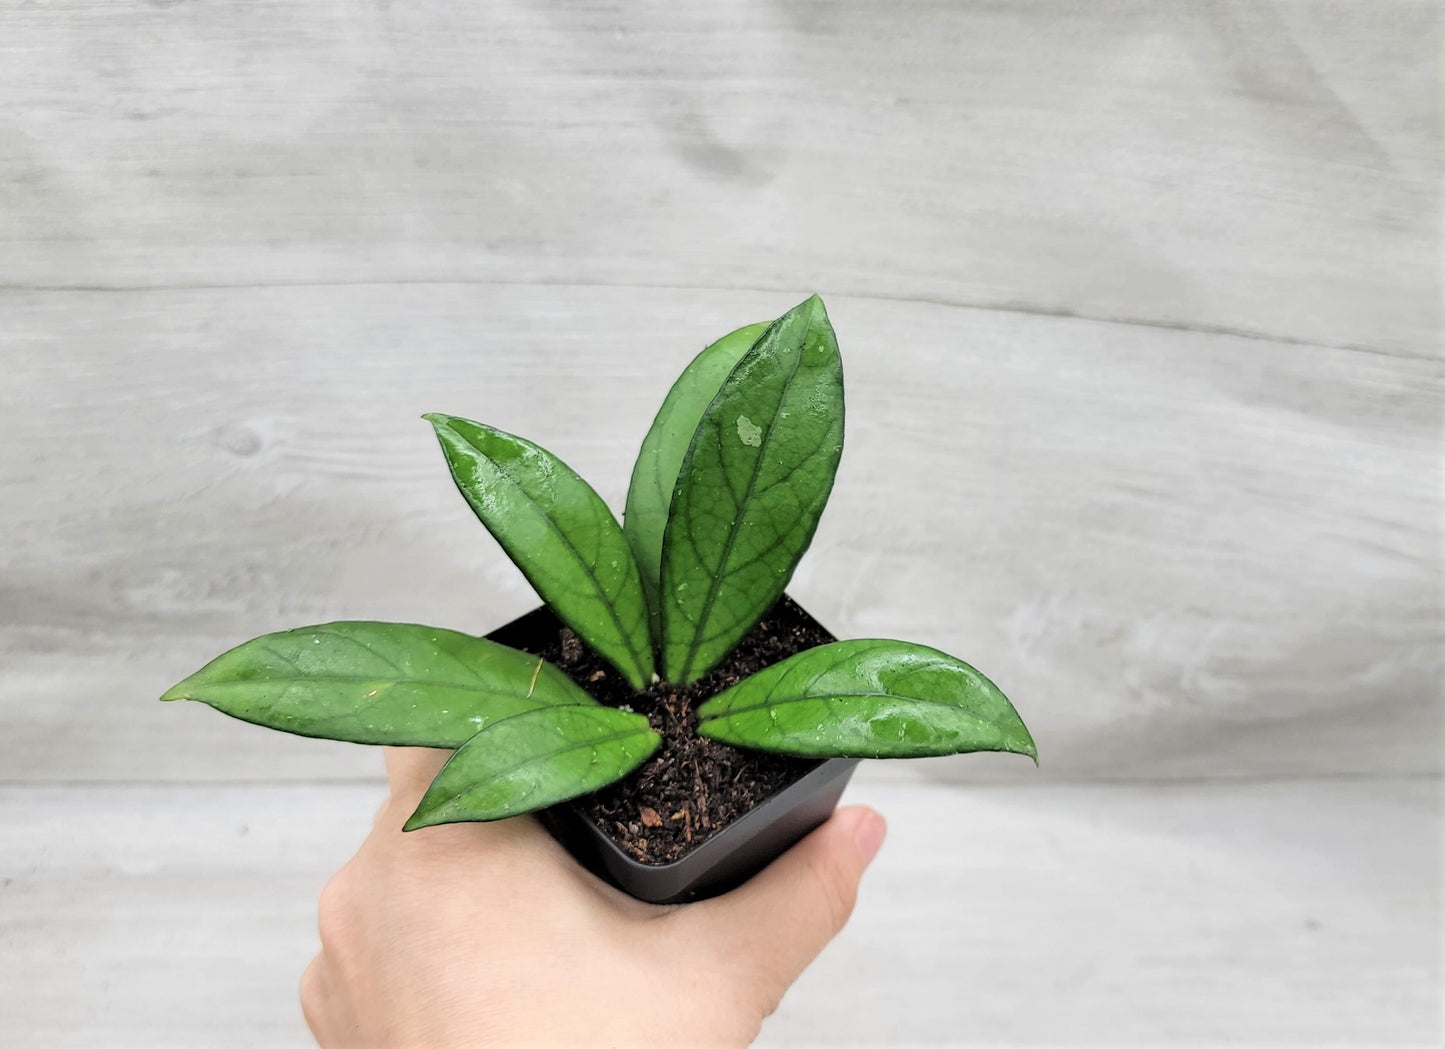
[488,595,830,864]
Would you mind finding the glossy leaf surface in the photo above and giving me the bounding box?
[624,320,770,635]
[404,704,660,827]
[159,622,594,747]
[659,295,844,683]
[696,639,1037,760]
[427,414,654,689]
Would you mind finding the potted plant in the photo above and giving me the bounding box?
[162,294,1036,903]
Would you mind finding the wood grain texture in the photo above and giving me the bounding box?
[1,5,1439,1044]
[0,1,1437,355]
[1,4,1438,785]
[3,285,1437,782]
[2,772,1438,1047]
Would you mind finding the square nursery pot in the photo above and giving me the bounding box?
[541,756,858,905]
[486,599,860,905]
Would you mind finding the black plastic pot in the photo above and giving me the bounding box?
[485,601,859,905]
[542,756,858,904]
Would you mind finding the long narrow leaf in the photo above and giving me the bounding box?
[159,622,594,747]
[404,704,660,827]
[624,320,770,637]
[427,414,655,689]
[659,295,844,683]
[697,639,1037,760]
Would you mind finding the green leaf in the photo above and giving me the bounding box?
[403,704,660,827]
[427,414,655,689]
[625,320,771,637]
[159,622,595,747]
[659,295,844,683]
[696,639,1037,761]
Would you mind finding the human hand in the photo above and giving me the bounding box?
[300,747,886,1048]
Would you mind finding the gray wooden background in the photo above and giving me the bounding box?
[2,2,1440,1046]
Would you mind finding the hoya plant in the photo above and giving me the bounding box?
[163,295,1035,832]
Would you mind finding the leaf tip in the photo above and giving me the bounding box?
[158,684,191,703]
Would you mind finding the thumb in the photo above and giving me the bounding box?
[691,805,886,1002]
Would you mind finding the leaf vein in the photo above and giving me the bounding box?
[675,348,805,680]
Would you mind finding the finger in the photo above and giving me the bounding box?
[299,954,336,1045]
[382,746,450,805]
[686,806,885,1000]
[376,747,552,851]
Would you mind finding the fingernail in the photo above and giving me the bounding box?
[852,809,887,866]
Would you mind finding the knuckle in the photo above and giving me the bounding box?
[810,858,859,934]
[316,866,358,952]
[744,971,785,1020]
[740,956,791,1020]
[298,956,324,1026]
[669,913,772,1010]
[707,933,794,1017]
[697,948,777,1025]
